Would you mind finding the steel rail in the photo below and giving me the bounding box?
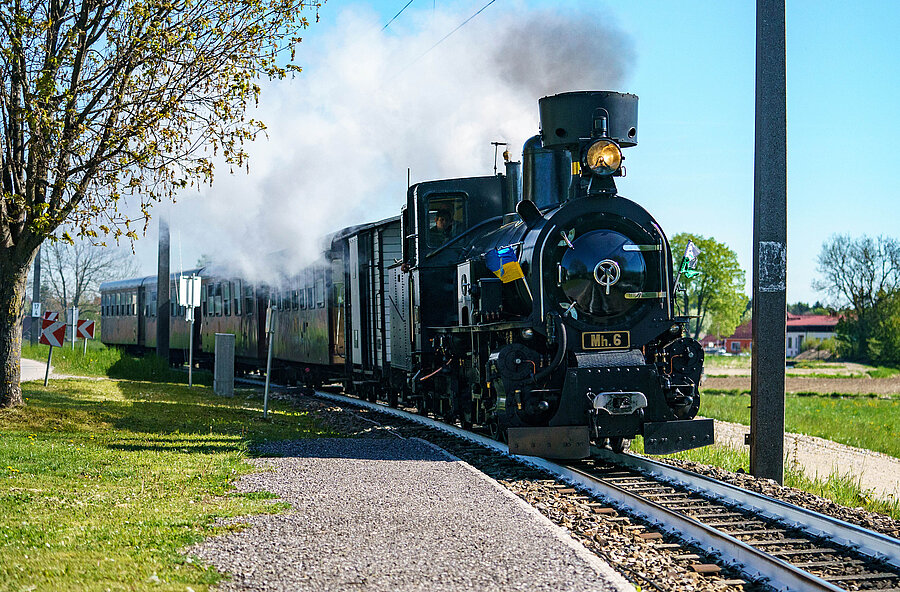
[592,447,900,571]
[310,391,848,591]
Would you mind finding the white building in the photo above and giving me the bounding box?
[785,314,839,357]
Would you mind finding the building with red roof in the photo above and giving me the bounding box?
[715,313,840,356]
[785,313,840,357]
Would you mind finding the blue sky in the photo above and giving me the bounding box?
[131,0,899,305]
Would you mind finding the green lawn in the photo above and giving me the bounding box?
[697,392,900,459]
[21,341,211,385]
[0,378,335,591]
[704,354,751,369]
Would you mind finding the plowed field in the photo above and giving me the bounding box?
[703,375,900,396]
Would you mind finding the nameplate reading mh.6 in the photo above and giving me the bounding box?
[582,331,630,350]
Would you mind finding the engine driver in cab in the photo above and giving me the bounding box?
[429,208,454,246]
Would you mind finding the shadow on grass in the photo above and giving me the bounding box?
[15,379,334,457]
[106,354,214,386]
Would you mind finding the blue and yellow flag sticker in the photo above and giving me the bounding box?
[485,246,525,283]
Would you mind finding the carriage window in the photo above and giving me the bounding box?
[223,281,231,316]
[307,286,314,309]
[299,283,306,309]
[316,273,325,308]
[333,279,344,307]
[115,293,121,316]
[292,288,299,310]
[215,283,223,316]
[243,283,254,316]
[234,280,242,316]
[332,258,345,307]
[201,285,208,317]
[426,193,468,248]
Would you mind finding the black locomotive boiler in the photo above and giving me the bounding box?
[101,91,713,459]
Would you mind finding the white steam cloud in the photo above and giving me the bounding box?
[162,4,635,281]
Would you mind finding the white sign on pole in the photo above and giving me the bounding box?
[179,275,202,386]
[179,275,202,321]
[32,302,41,318]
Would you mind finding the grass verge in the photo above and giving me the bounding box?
[21,341,212,385]
[698,391,900,458]
[0,378,336,590]
[631,438,900,520]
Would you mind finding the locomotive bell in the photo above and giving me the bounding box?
[538,91,638,151]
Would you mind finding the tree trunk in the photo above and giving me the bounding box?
[1,254,32,408]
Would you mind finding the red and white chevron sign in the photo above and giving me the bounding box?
[76,319,95,340]
[42,311,59,321]
[40,318,66,348]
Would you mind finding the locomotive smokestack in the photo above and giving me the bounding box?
[535,91,639,198]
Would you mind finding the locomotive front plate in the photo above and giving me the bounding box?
[582,331,630,350]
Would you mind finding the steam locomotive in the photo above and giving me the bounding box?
[101,91,713,459]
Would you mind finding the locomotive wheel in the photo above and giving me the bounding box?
[387,390,399,408]
[488,418,507,443]
[609,437,630,454]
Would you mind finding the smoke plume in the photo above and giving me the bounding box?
[158,3,636,281]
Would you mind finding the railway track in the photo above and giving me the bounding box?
[306,389,900,592]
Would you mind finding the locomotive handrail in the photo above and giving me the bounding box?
[650,221,673,319]
[424,215,505,259]
[533,315,566,382]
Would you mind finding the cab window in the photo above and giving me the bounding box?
[426,194,467,248]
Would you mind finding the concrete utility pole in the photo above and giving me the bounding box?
[750,0,787,484]
[156,217,170,362]
[31,245,41,344]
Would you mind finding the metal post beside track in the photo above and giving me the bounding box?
[188,317,194,388]
[263,301,276,419]
[750,0,788,483]
[44,346,53,387]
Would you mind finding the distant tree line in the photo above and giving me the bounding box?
[814,234,900,365]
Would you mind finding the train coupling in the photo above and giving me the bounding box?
[590,390,647,415]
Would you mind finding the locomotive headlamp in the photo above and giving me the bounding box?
[583,139,622,176]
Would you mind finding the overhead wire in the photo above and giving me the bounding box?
[382,0,416,31]
[391,0,500,77]
[416,0,498,63]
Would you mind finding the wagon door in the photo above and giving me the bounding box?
[349,235,362,369]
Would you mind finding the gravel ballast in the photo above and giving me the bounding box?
[191,437,633,591]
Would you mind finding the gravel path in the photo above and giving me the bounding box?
[19,357,50,382]
[190,437,633,591]
[711,419,900,498]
